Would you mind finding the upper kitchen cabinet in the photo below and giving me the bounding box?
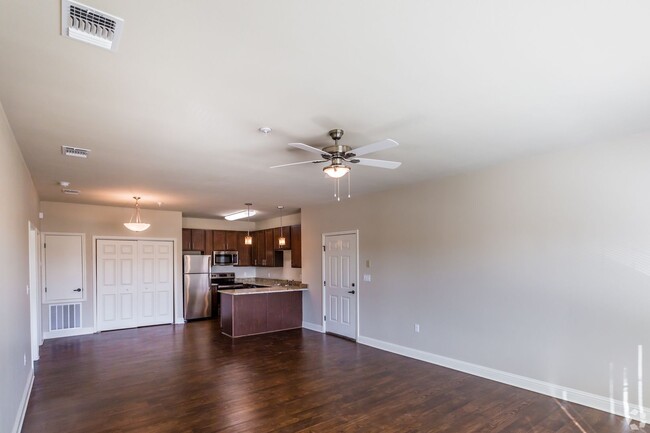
[213,230,239,251]
[237,232,252,266]
[182,229,208,252]
[291,225,301,268]
[204,230,213,256]
[273,226,291,250]
[265,229,282,267]
[253,231,265,266]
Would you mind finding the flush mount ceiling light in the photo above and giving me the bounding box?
[124,197,150,232]
[244,203,253,245]
[225,208,257,221]
[278,205,286,247]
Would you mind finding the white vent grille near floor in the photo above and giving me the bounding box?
[61,0,124,51]
[50,303,82,331]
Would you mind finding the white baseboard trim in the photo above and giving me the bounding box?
[12,367,34,433]
[358,335,648,424]
[174,317,186,325]
[302,321,324,333]
[44,326,95,339]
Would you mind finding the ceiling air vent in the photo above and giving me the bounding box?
[62,189,81,195]
[61,146,91,158]
[61,0,124,51]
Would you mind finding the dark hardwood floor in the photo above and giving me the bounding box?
[23,320,634,432]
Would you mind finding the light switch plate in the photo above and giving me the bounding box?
[363,274,371,282]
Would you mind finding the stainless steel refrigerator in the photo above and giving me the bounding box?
[183,254,212,320]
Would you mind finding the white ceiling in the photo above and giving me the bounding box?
[1,1,649,220]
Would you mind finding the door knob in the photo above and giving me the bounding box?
[347,290,355,294]
[73,288,81,292]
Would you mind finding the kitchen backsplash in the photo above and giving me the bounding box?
[210,250,301,281]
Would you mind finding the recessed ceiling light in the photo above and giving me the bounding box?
[258,127,272,134]
[225,208,256,221]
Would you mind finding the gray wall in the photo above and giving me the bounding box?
[301,133,650,409]
[0,102,40,432]
[40,201,183,328]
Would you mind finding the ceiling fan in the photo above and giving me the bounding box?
[270,129,401,178]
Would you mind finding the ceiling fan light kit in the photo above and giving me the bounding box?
[124,196,150,232]
[271,128,401,200]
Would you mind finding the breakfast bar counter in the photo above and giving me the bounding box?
[219,286,307,338]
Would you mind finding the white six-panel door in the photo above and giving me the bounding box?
[324,233,358,339]
[97,240,173,331]
[138,241,173,326]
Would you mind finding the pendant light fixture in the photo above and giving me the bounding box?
[244,203,253,245]
[124,197,150,232]
[277,205,286,247]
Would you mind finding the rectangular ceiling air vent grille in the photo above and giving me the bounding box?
[61,0,124,51]
[61,146,91,158]
[62,189,81,195]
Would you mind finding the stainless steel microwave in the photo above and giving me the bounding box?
[213,250,239,266]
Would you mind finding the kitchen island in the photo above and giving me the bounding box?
[219,286,307,338]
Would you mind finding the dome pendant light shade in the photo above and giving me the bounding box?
[323,164,350,178]
[124,197,150,232]
[244,203,253,245]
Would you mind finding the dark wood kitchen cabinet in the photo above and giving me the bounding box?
[183,228,208,252]
[204,230,213,255]
[273,226,291,250]
[291,224,301,268]
[213,230,239,251]
[253,231,265,266]
[237,232,252,266]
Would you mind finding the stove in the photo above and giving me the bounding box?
[211,272,243,289]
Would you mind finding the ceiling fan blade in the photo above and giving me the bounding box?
[270,160,325,169]
[289,142,327,156]
[350,139,398,157]
[353,158,402,169]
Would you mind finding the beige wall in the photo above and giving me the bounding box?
[0,102,40,433]
[302,133,650,411]
[40,202,183,328]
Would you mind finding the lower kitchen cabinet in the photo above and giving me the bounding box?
[220,290,303,338]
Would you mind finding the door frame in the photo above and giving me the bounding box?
[321,230,360,340]
[93,236,177,332]
[28,221,41,362]
[42,232,87,303]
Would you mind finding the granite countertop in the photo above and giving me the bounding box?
[218,285,308,295]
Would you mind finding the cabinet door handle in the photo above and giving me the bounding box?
[73,288,82,292]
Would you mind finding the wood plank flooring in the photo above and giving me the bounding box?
[23,320,635,432]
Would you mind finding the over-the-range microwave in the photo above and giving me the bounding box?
[213,250,239,266]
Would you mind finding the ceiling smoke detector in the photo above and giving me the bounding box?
[61,146,91,158]
[61,0,124,51]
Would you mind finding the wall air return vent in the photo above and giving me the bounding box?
[61,145,91,158]
[50,303,82,331]
[62,189,81,195]
[61,0,124,51]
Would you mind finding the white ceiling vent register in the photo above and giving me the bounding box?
[61,0,124,51]
[61,145,91,158]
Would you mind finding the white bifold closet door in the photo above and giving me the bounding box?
[97,240,173,331]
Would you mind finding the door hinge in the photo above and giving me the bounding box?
[44,243,46,248]
[45,287,47,293]
[323,280,326,286]
[324,315,326,321]
[322,245,326,252]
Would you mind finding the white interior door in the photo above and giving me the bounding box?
[29,223,40,362]
[44,234,84,302]
[138,241,173,326]
[324,233,358,339]
[97,240,138,331]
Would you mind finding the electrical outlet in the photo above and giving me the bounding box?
[23,353,27,366]
[363,274,371,282]
[267,272,271,277]
[366,259,371,268]
[414,324,420,333]
[26,284,29,295]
